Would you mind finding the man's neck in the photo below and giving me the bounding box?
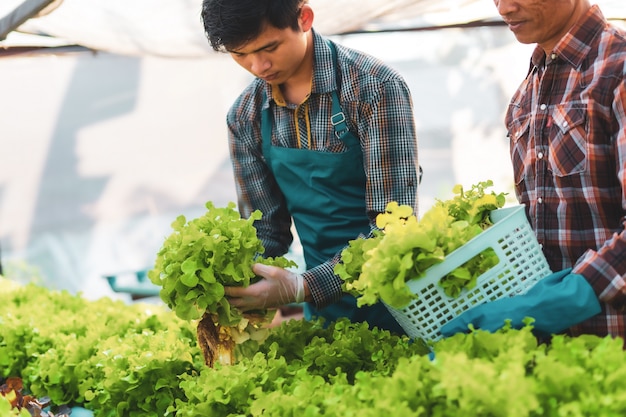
[279,31,314,105]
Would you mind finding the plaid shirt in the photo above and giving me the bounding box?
[226,30,419,307]
[505,6,626,341]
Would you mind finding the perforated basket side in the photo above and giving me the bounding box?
[385,205,552,342]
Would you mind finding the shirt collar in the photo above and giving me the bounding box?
[531,5,606,70]
[310,29,337,95]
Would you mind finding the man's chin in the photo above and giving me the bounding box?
[259,73,281,84]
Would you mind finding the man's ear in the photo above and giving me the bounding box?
[299,4,314,31]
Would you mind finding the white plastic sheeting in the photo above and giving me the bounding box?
[1,0,625,57]
[0,25,532,298]
[1,0,625,298]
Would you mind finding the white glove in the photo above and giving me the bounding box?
[224,263,305,311]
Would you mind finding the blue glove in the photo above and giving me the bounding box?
[440,268,602,338]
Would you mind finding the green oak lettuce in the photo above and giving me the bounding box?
[148,201,296,366]
[335,181,506,308]
[148,201,296,325]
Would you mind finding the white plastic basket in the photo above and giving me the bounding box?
[384,205,552,343]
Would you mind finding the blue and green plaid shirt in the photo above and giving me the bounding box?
[226,30,419,307]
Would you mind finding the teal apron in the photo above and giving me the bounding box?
[260,41,404,335]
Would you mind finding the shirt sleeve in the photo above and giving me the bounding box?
[226,96,294,259]
[362,78,420,217]
[573,78,626,312]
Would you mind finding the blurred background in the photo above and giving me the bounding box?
[1,0,624,301]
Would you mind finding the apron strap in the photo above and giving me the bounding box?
[325,39,423,185]
[261,89,273,158]
[325,40,350,140]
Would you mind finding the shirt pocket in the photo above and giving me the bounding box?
[507,113,531,185]
[548,103,587,177]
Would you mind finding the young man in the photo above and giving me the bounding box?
[442,0,626,346]
[200,0,419,333]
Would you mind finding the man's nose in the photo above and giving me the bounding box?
[250,55,271,75]
[494,0,517,16]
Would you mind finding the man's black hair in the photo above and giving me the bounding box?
[201,0,307,52]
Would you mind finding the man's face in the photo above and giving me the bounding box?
[494,0,587,52]
[228,23,309,86]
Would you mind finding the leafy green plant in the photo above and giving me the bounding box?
[0,394,30,417]
[335,180,506,308]
[259,318,429,383]
[149,202,296,324]
[172,318,430,417]
[148,201,296,366]
[80,328,200,417]
[2,280,626,417]
[0,281,199,414]
[174,319,626,417]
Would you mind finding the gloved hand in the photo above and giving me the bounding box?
[224,263,305,311]
[440,268,602,338]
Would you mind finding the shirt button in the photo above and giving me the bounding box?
[537,152,544,159]
[562,121,568,128]
[540,103,547,110]
[537,197,543,204]
[551,53,557,59]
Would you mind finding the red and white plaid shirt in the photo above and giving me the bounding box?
[505,5,626,343]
